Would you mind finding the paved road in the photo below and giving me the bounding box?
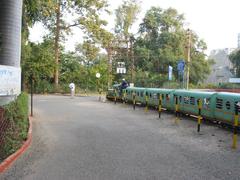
[1,95,240,180]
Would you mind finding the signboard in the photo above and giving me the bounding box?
[0,65,21,96]
[117,68,126,74]
[177,60,185,72]
[177,60,185,82]
[168,65,173,81]
[229,78,240,83]
[117,62,126,74]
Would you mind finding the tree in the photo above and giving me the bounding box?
[229,50,240,77]
[22,38,55,92]
[135,7,211,86]
[37,0,109,86]
[114,0,140,39]
[114,0,141,83]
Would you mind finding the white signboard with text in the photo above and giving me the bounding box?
[0,65,21,96]
[229,78,240,83]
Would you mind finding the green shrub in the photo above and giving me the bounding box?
[0,93,29,161]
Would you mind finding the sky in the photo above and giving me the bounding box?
[29,0,240,54]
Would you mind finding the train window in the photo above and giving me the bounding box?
[216,98,223,109]
[162,94,164,99]
[190,97,195,105]
[184,96,189,104]
[157,93,160,99]
[185,97,189,104]
[137,92,140,96]
[234,102,240,113]
[146,92,149,96]
[153,93,157,99]
[150,93,152,98]
[203,98,210,108]
[226,101,231,110]
[140,92,143,97]
[166,94,170,100]
[179,96,182,103]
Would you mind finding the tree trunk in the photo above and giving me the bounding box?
[106,45,112,89]
[54,1,61,86]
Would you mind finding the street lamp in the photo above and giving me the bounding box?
[96,72,101,101]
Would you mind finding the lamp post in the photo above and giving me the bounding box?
[96,72,101,101]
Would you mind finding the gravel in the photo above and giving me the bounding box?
[1,95,240,180]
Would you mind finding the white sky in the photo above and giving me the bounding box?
[29,0,240,54]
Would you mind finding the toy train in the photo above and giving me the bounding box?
[107,85,240,126]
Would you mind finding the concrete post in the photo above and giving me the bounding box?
[0,0,23,67]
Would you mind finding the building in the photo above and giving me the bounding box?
[205,48,235,84]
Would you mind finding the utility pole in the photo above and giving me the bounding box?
[54,1,61,87]
[130,36,135,84]
[186,29,191,90]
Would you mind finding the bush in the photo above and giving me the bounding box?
[0,93,29,161]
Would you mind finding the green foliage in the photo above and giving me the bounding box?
[0,93,29,161]
[114,0,140,38]
[21,1,214,91]
[229,49,240,77]
[22,39,55,91]
[134,7,211,87]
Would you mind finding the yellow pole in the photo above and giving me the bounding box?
[123,91,126,104]
[175,96,179,124]
[114,89,117,104]
[133,92,136,110]
[145,95,149,112]
[159,94,162,118]
[197,99,202,132]
[232,111,238,149]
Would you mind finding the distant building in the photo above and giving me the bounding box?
[205,48,235,84]
[238,33,240,48]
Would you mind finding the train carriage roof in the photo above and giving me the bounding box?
[126,87,146,91]
[145,88,175,93]
[174,90,216,97]
[215,92,240,99]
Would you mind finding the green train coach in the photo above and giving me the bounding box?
[106,85,240,126]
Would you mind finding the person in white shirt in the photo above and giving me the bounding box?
[69,83,75,98]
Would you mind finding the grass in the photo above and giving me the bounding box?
[0,93,29,162]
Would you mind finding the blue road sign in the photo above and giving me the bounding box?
[177,60,185,72]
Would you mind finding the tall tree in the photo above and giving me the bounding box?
[114,0,140,83]
[135,7,211,86]
[114,0,140,40]
[37,0,109,86]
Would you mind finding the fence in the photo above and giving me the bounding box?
[0,107,11,160]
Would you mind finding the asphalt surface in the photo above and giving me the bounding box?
[1,95,240,180]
